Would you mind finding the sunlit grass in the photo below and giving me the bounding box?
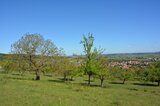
[0,73,160,106]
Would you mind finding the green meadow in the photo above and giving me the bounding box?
[0,72,159,106]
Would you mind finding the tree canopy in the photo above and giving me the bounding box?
[10,33,60,80]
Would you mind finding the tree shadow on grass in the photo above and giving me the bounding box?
[48,77,76,83]
[109,82,124,84]
[80,83,101,88]
[4,76,31,81]
[84,79,95,82]
[48,78,101,87]
[48,78,65,83]
[44,74,52,77]
[127,88,139,91]
[133,83,158,87]
[81,83,108,88]
[12,73,25,76]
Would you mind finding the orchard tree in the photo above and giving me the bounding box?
[149,62,160,86]
[11,33,59,80]
[139,67,151,84]
[113,66,133,84]
[93,54,109,87]
[56,56,80,81]
[120,68,133,84]
[80,33,106,86]
[42,48,65,76]
[59,57,71,81]
[80,33,95,85]
[132,66,144,81]
[88,47,109,87]
[69,57,82,81]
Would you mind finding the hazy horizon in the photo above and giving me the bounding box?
[1,0,160,55]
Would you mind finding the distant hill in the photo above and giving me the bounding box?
[0,53,6,60]
[104,52,160,60]
[106,52,160,56]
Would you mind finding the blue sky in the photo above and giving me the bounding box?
[0,0,160,55]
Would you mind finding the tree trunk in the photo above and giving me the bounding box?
[88,74,91,86]
[123,79,126,84]
[100,78,104,87]
[70,76,73,81]
[36,70,40,80]
[64,73,67,81]
[42,71,45,76]
[36,75,40,80]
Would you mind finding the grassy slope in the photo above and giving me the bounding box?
[0,73,160,106]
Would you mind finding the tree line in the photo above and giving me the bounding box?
[0,33,160,87]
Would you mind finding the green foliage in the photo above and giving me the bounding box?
[80,33,110,87]
[80,33,106,86]
[112,67,133,84]
[140,68,150,83]
[80,33,95,85]
[138,62,160,86]
[52,56,80,81]
[148,62,160,86]
[91,53,109,87]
